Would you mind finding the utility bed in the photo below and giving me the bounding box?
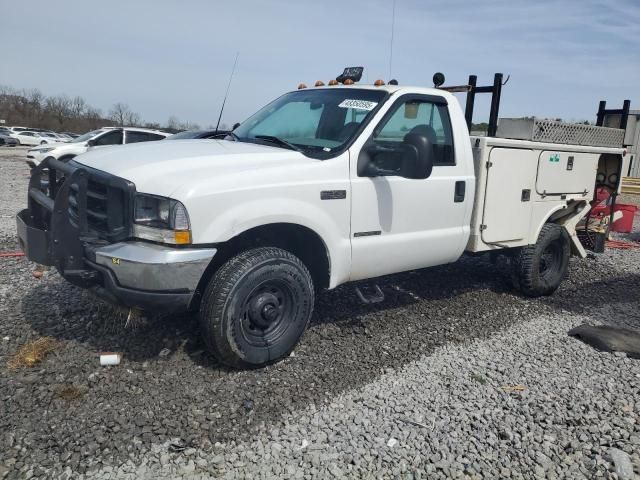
[466,135,626,253]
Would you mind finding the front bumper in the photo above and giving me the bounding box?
[16,158,216,313]
[17,210,216,313]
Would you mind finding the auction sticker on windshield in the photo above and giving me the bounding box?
[338,99,378,111]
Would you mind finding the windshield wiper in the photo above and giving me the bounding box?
[226,131,240,141]
[254,135,303,153]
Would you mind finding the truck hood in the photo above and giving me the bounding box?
[74,139,312,197]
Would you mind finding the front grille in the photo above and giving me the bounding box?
[68,176,128,238]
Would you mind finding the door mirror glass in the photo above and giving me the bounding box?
[86,139,96,147]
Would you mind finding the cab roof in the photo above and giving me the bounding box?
[289,84,455,100]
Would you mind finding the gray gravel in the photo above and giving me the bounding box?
[0,148,639,479]
[0,147,30,248]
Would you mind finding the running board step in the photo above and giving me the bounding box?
[355,284,385,304]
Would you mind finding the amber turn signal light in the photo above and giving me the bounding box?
[174,230,191,245]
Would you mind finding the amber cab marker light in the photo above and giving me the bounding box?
[174,231,191,245]
[328,79,339,86]
[297,83,307,90]
[315,80,325,87]
[374,79,386,86]
[343,79,354,85]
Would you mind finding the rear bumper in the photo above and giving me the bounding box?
[18,210,216,313]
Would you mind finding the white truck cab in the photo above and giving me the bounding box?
[17,69,628,368]
[25,126,170,168]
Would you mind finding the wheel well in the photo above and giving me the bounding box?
[58,154,76,162]
[193,223,331,308]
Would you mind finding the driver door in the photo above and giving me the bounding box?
[349,94,469,281]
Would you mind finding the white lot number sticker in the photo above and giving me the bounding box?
[338,99,378,111]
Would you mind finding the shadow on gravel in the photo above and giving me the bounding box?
[10,252,639,470]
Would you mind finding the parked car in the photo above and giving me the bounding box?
[10,131,60,146]
[62,131,80,138]
[39,132,69,143]
[26,127,170,167]
[166,129,230,140]
[0,133,19,146]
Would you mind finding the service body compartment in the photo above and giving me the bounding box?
[536,151,599,196]
[466,136,624,253]
[481,147,537,243]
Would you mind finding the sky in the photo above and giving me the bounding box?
[2,0,639,127]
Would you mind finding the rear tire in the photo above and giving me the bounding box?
[199,247,314,368]
[512,223,570,297]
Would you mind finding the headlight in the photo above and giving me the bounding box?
[133,193,191,245]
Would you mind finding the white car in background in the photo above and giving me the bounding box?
[10,131,59,146]
[41,132,70,143]
[26,127,170,167]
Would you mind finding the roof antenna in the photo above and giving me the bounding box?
[216,51,239,132]
[388,0,397,79]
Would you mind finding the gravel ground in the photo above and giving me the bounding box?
[0,147,30,248]
[0,148,639,479]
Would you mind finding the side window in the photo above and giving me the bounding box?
[23,132,33,137]
[126,131,164,143]
[373,98,455,166]
[93,130,123,146]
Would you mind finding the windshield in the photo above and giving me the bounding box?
[72,129,106,143]
[233,88,387,157]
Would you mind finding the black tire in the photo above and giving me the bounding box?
[512,223,570,297]
[40,141,46,145]
[199,247,314,368]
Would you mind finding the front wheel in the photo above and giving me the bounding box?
[199,247,314,368]
[40,141,47,145]
[512,223,570,297]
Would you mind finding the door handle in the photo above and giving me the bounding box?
[454,181,466,202]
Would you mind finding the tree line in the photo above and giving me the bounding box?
[0,85,216,134]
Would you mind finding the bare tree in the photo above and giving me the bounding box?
[178,120,200,131]
[167,115,180,131]
[109,103,132,127]
[85,107,104,130]
[70,96,86,118]
[46,95,72,129]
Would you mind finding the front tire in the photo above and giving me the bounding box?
[512,223,570,297]
[199,247,314,368]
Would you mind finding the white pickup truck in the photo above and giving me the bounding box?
[17,70,628,368]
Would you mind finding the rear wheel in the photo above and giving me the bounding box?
[199,247,314,368]
[512,223,570,297]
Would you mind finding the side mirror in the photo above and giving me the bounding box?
[232,122,241,130]
[400,132,434,179]
[358,133,434,180]
[86,139,95,147]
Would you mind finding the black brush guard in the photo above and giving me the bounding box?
[17,157,135,285]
